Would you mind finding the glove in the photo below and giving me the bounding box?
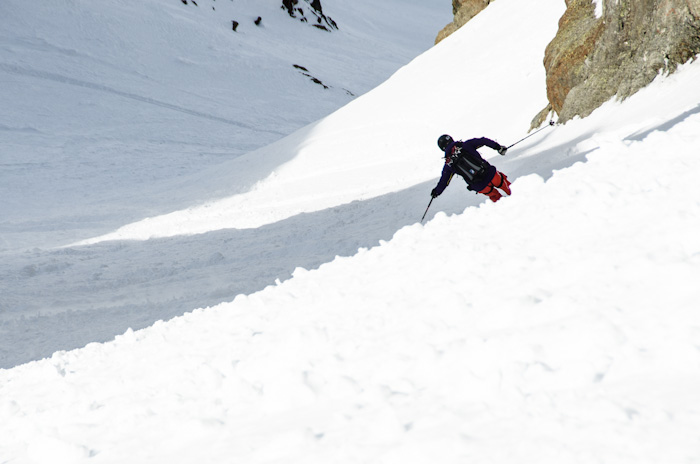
[498,145,508,156]
[430,189,439,199]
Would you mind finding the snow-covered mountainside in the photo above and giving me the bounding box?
[2,0,700,462]
[0,0,448,250]
[0,0,450,367]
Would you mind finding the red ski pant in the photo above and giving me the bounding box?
[479,171,511,202]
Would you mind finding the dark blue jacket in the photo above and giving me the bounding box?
[433,137,500,195]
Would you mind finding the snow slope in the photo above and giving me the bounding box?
[2,0,700,462]
[0,0,450,367]
[0,0,449,250]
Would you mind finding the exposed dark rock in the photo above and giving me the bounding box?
[282,0,296,16]
[281,0,338,31]
[309,76,329,88]
[310,0,323,14]
[293,64,329,89]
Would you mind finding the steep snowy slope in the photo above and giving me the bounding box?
[2,44,700,464]
[1,0,700,462]
[0,0,449,250]
[74,0,567,243]
[0,0,449,367]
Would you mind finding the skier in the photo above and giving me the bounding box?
[430,134,512,203]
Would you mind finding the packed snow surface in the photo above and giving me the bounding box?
[2,0,700,462]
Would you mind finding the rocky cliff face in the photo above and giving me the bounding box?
[435,0,496,44]
[535,0,700,126]
[434,0,700,128]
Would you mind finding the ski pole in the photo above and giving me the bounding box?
[506,119,555,150]
[421,197,434,223]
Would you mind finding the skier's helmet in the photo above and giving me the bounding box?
[437,134,454,151]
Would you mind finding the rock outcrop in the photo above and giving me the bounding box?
[534,0,700,127]
[282,0,338,31]
[435,0,496,44]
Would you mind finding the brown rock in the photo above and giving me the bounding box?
[435,0,496,44]
[538,0,700,124]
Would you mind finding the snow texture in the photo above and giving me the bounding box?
[2,0,700,462]
[593,0,603,18]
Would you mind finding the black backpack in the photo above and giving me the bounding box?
[447,143,487,182]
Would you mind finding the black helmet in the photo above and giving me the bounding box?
[437,134,453,151]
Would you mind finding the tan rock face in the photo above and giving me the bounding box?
[689,0,700,18]
[434,0,699,127]
[540,0,700,124]
[435,0,495,44]
[543,0,604,116]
